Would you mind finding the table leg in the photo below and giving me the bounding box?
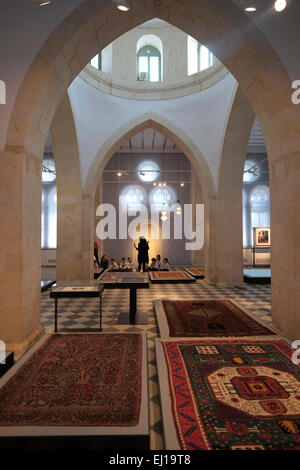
[129,288,137,324]
[99,293,103,332]
[55,297,58,333]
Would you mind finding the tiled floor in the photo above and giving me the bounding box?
[41,278,271,450]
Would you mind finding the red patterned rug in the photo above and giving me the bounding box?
[0,334,142,426]
[161,299,273,336]
[184,267,205,279]
[149,270,195,283]
[162,338,300,450]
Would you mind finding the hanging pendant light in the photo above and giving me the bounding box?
[161,203,168,220]
[175,200,182,215]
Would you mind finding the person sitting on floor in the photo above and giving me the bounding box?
[108,258,119,271]
[148,257,158,271]
[100,254,109,271]
[126,257,134,270]
[119,257,127,270]
[156,254,162,269]
[161,257,170,271]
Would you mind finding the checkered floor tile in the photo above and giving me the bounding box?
[41,278,271,450]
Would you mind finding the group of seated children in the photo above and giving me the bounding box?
[148,255,170,271]
[98,255,134,272]
[97,254,170,272]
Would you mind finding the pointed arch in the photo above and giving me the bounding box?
[84,112,217,282]
[83,111,215,200]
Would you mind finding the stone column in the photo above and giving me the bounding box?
[204,195,218,283]
[216,87,254,285]
[0,148,43,358]
[270,152,300,340]
[51,94,85,281]
[82,194,94,280]
[191,171,205,267]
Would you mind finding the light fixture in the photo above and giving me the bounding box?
[175,201,182,215]
[180,182,185,187]
[158,182,162,187]
[153,182,157,187]
[40,0,51,5]
[160,202,168,221]
[114,1,130,12]
[274,0,286,12]
[163,182,166,187]
[245,6,256,12]
[117,171,122,177]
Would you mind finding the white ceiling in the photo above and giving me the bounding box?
[45,118,266,156]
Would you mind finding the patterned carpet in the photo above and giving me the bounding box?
[149,270,196,283]
[162,338,300,450]
[184,267,205,279]
[159,299,273,337]
[41,277,271,450]
[0,334,142,426]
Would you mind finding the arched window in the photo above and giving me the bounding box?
[149,186,176,211]
[187,35,214,76]
[90,52,102,70]
[137,45,161,82]
[199,45,214,71]
[41,155,57,249]
[138,160,160,182]
[120,185,146,212]
[243,159,260,183]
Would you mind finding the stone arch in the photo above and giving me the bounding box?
[84,112,215,198]
[84,112,217,282]
[5,0,297,160]
[217,85,255,285]
[2,0,300,354]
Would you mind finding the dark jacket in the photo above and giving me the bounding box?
[136,240,149,264]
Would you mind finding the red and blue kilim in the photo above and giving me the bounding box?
[162,338,300,450]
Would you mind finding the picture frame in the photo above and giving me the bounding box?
[254,227,271,247]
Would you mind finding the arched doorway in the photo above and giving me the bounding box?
[2,0,299,355]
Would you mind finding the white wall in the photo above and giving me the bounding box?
[68,73,237,190]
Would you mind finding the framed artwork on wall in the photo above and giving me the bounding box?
[254,227,271,247]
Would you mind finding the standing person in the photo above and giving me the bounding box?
[94,239,100,267]
[134,237,149,272]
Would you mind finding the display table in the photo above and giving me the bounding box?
[99,271,149,324]
[50,282,104,332]
[0,352,14,378]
